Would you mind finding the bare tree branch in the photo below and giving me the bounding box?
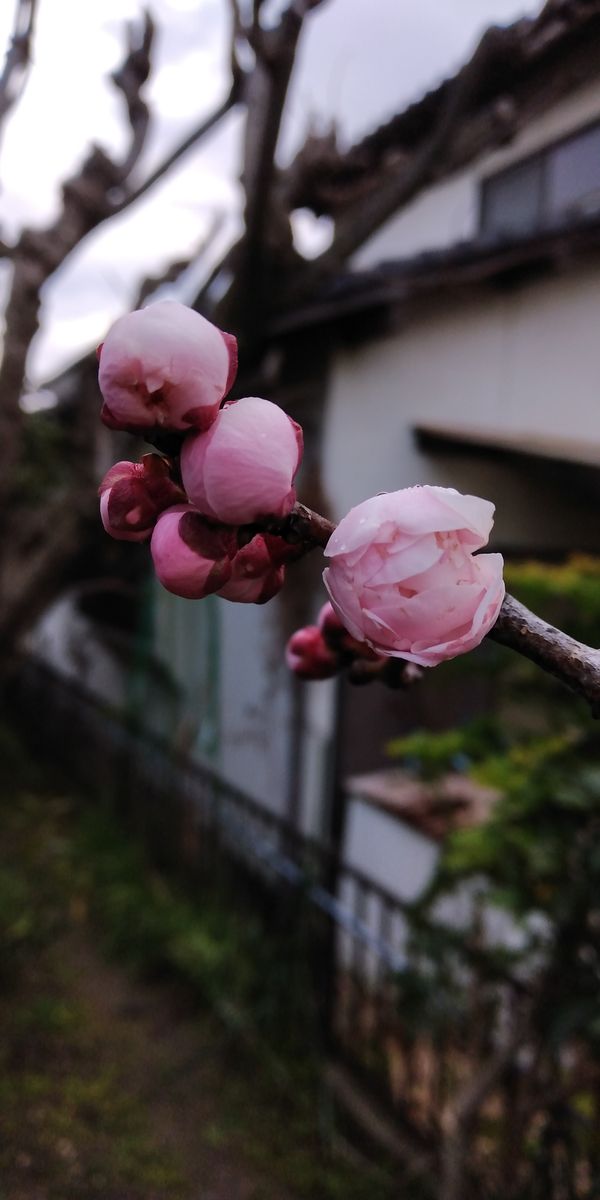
[440,1003,529,1200]
[133,210,225,308]
[111,12,154,178]
[0,13,154,517]
[0,6,243,653]
[110,87,238,218]
[231,0,330,327]
[0,494,87,653]
[0,0,38,144]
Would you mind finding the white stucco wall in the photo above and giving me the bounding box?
[351,170,476,268]
[324,262,600,551]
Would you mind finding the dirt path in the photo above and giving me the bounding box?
[65,935,295,1200]
[0,757,394,1200]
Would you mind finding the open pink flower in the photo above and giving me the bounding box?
[98,301,237,433]
[181,397,303,525]
[216,535,285,604]
[99,454,185,541]
[150,505,237,599]
[286,626,340,680]
[323,486,504,667]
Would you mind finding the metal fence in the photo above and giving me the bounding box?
[13,657,420,1122]
[15,660,600,1196]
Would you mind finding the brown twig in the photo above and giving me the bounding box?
[267,501,335,549]
[109,87,239,218]
[489,593,600,714]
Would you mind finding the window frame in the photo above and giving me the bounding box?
[479,116,600,240]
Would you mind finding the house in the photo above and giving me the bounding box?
[31,0,600,903]
[259,0,600,870]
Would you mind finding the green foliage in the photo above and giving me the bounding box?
[388,557,600,1086]
[387,717,507,779]
[73,806,318,1056]
[505,555,600,646]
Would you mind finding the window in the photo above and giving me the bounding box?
[547,124,600,218]
[480,120,600,239]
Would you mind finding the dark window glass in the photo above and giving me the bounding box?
[547,124,600,218]
[480,157,544,239]
[480,121,600,240]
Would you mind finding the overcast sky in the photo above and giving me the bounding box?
[0,0,543,382]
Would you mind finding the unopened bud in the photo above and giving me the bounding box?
[181,397,303,525]
[99,454,184,541]
[150,505,237,599]
[317,601,379,660]
[285,626,340,680]
[98,301,237,433]
[217,535,286,604]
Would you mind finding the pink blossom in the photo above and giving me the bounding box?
[150,505,237,599]
[217,535,285,604]
[98,301,237,433]
[323,486,504,667]
[285,626,340,680]
[181,397,303,525]
[99,454,185,542]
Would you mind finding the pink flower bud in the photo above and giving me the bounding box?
[180,397,303,525]
[317,601,378,660]
[261,532,305,566]
[323,486,505,667]
[150,505,237,599]
[285,626,340,680]
[98,301,237,433]
[99,454,185,541]
[216,535,285,604]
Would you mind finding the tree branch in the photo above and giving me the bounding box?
[0,0,38,144]
[133,210,225,308]
[111,11,155,178]
[0,13,155,512]
[440,1002,529,1200]
[489,594,600,714]
[230,0,329,327]
[109,87,239,218]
